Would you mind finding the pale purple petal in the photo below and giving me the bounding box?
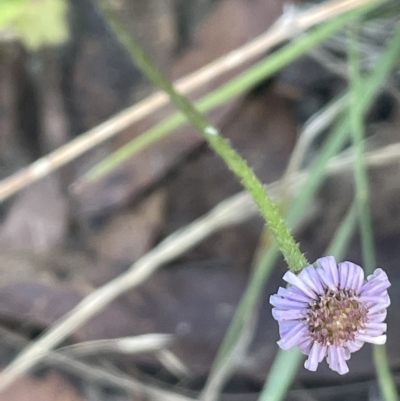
[343,348,351,360]
[272,308,305,321]
[304,343,322,371]
[278,320,298,338]
[367,310,387,323]
[367,298,391,314]
[356,333,386,344]
[338,261,364,291]
[316,268,336,290]
[361,269,390,296]
[346,340,364,353]
[299,265,325,295]
[346,262,364,292]
[361,281,391,297]
[364,322,387,332]
[277,323,308,350]
[318,345,327,362]
[328,346,349,375]
[283,271,317,299]
[367,268,388,282]
[297,337,313,355]
[360,294,384,306]
[304,343,327,371]
[362,322,387,336]
[362,328,385,337]
[270,295,308,309]
[317,256,339,288]
[338,262,350,289]
[277,287,311,304]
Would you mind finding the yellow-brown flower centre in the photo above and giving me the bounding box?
[306,289,367,346]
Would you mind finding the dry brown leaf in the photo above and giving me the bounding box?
[0,176,68,253]
[89,190,166,267]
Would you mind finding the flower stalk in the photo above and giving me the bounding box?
[98,0,308,271]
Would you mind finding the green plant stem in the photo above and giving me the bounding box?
[348,27,398,401]
[87,0,384,183]
[348,27,376,274]
[214,244,280,368]
[373,345,399,401]
[243,21,400,400]
[98,0,308,272]
[259,348,302,401]
[325,201,359,257]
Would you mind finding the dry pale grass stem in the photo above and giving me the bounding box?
[0,327,194,401]
[0,0,376,203]
[0,136,399,390]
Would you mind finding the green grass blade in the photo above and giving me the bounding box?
[256,20,400,401]
[287,19,400,225]
[258,348,303,401]
[348,26,399,401]
[325,201,358,257]
[374,345,399,401]
[214,244,280,367]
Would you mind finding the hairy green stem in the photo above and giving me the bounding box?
[98,0,308,271]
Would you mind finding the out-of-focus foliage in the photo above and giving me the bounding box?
[0,0,68,50]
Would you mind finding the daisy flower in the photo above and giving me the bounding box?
[270,256,390,374]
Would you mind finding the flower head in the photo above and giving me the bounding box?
[270,256,390,374]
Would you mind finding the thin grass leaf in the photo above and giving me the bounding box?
[348,26,398,401]
[280,94,348,194]
[348,27,376,273]
[325,201,358,257]
[287,20,400,225]
[219,17,400,401]
[258,348,303,401]
[214,244,280,368]
[57,334,172,356]
[373,345,399,401]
